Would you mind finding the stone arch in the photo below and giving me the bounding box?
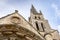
[44,33,53,40]
[44,33,52,37]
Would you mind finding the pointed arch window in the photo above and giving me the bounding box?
[35,22,39,30]
[41,23,44,31]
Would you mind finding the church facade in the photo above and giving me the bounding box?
[0,5,60,40]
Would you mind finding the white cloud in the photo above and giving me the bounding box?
[51,3,60,17]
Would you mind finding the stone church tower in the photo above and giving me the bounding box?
[0,5,60,40]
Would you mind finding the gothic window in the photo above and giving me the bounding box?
[41,23,44,31]
[35,22,39,30]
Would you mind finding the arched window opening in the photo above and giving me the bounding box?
[41,23,44,31]
[35,22,39,30]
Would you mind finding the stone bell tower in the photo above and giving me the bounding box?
[29,5,51,32]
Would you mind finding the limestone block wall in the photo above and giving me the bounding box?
[51,30,60,40]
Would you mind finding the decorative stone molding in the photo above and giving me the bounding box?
[0,24,43,40]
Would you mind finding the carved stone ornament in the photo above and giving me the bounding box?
[11,16,21,24]
[0,24,42,40]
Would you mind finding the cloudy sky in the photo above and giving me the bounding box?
[0,0,60,33]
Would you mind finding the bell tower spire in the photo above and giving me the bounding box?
[29,5,51,32]
[31,5,37,14]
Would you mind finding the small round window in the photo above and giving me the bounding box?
[11,16,20,24]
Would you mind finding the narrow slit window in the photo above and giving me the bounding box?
[41,23,44,31]
[35,22,39,30]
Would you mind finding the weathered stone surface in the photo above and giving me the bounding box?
[0,5,60,40]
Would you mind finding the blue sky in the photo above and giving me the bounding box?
[0,0,60,33]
